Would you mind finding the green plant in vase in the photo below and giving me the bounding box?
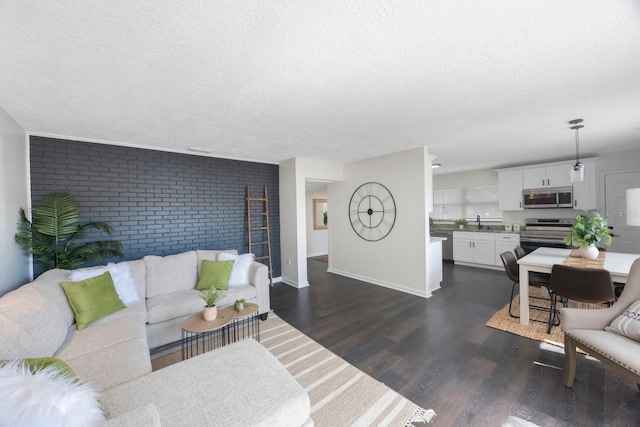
[200,289,223,308]
[235,298,247,312]
[454,218,468,229]
[564,210,612,259]
[200,289,224,321]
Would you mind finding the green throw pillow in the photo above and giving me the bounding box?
[0,357,77,381]
[61,271,126,330]
[196,260,235,290]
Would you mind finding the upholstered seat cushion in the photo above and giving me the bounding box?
[146,290,202,325]
[216,284,258,307]
[55,311,148,361]
[63,337,152,393]
[54,309,152,392]
[102,339,311,426]
[565,329,640,376]
[103,403,161,427]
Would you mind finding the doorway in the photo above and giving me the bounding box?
[306,181,329,259]
[604,170,640,253]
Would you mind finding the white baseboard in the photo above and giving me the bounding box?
[280,277,310,289]
[307,252,328,258]
[327,268,430,298]
[454,261,502,271]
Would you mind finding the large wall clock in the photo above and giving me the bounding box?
[348,182,396,241]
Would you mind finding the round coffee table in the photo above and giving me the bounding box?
[181,308,235,359]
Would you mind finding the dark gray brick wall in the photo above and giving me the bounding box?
[29,136,280,277]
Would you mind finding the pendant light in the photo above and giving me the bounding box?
[569,118,585,182]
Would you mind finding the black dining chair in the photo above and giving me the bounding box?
[547,264,616,334]
[514,246,526,260]
[500,251,557,323]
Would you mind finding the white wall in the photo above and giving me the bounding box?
[328,147,433,297]
[598,148,640,173]
[306,191,328,257]
[279,158,343,288]
[0,107,29,295]
[433,169,498,189]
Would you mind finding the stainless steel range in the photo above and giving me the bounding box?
[520,218,573,254]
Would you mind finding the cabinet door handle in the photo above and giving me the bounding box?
[574,200,577,207]
[547,178,550,186]
[542,179,544,186]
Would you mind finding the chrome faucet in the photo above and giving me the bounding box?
[477,214,482,229]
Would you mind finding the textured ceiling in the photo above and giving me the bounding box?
[1,1,639,174]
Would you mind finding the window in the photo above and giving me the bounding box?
[432,185,501,221]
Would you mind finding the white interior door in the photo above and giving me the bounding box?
[604,171,640,254]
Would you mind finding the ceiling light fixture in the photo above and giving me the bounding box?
[432,163,442,169]
[569,118,585,182]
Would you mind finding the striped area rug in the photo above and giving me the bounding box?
[152,314,435,426]
[261,315,434,426]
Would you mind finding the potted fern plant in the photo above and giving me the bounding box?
[564,210,612,259]
[200,289,224,321]
[14,192,123,274]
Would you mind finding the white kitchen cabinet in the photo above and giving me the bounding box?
[572,160,596,209]
[522,167,546,189]
[494,233,521,266]
[498,169,523,210]
[523,164,572,189]
[452,232,473,262]
[453,231,495,266]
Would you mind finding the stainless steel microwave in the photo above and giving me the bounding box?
[523,187,573,209]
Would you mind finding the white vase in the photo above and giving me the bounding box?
[578,245,599,260]
[203,306,217,321]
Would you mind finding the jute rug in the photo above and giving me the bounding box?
[485,286,605,349]
[152,314,435,426]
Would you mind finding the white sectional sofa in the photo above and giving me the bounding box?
[0,249,312,426]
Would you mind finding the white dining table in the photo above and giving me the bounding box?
[516,247,640,325]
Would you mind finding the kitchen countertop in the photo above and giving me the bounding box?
[431,226,522,234]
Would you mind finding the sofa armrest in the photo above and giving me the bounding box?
[103,403,161,427]
[249,261,270,315]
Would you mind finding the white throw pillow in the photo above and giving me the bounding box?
[67,262,139,305]
[605,299,640,341]
[217,253,255,286]
[0,361,105,427]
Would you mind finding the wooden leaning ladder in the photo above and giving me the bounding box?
[246,186,273,286]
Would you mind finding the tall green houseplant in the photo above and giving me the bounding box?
[15,192,124,272]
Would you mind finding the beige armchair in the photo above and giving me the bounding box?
[561,258,640,390]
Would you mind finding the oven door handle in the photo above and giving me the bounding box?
[520,237,567,244]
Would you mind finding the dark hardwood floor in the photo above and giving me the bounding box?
[270,258,640,426]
